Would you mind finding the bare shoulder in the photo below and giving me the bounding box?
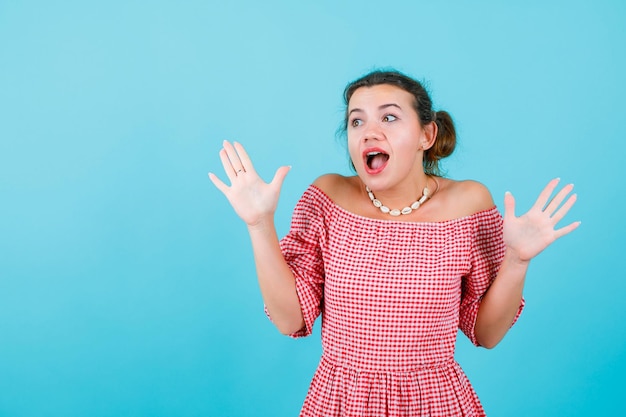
[452,179,495,212]
[437,178,495,218]
[313,173,343,192]
[313,174,360,206]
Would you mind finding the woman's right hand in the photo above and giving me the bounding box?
[208,141,291,228]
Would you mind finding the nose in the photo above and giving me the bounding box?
[362,121,383,142]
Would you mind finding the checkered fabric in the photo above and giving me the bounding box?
[275,185,524,417]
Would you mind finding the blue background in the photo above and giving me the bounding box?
[1,1,624,416]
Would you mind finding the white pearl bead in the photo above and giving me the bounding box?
[366,179,437,217]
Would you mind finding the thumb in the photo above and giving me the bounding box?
[208,172,229,195]
[270,165,291,191]
[503,191,516,221]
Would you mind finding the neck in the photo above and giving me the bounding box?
[366,174,431,206]
[365,174,438,217]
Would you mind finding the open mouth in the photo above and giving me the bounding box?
[365,150,390,172]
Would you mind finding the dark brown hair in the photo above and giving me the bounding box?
[341,69,456,176]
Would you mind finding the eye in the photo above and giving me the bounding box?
[383,114,397,122]
[351,118,363,127]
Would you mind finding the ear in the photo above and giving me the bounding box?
[421,121,438,151]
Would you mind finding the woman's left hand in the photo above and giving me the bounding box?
[503,178,580,263]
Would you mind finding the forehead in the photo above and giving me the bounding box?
[348,84,415,110]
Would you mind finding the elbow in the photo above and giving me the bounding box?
[479,339,500,349]
[476,332,505,349]
[275,317,306,336]
[265,304,306,336]
[278,326,301,336]
[474,314,509,349]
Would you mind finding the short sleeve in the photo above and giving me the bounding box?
[270,187,327,338]
[459,208,525,346]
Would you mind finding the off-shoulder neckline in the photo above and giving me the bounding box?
[307,184,501,226]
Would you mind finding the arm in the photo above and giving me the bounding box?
[247,220,305,335]
[475,178,580,348]
[474,251,527,348]
[209,141,305,335]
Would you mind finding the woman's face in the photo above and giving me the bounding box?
[347,84,426,191]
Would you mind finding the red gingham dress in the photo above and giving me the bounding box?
[276,185,524,417]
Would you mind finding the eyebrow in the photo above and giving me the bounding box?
[348,103,403,116]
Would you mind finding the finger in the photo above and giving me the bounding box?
[551,193,577,225]
[233,141,257,175]
[503,191,516,222]
[208,172,229,195]
[270,166,291,191]
[544,183,575,216]
[222,140,245,175]
[531,178,561,212]
[554,220,581,239]
[219,148,237,181]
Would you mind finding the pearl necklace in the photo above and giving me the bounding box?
[365,177,438,217]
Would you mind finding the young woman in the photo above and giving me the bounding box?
[209,70,579,416]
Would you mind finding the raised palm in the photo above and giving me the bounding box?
[503,178,580,262]
[209,141,290,227]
